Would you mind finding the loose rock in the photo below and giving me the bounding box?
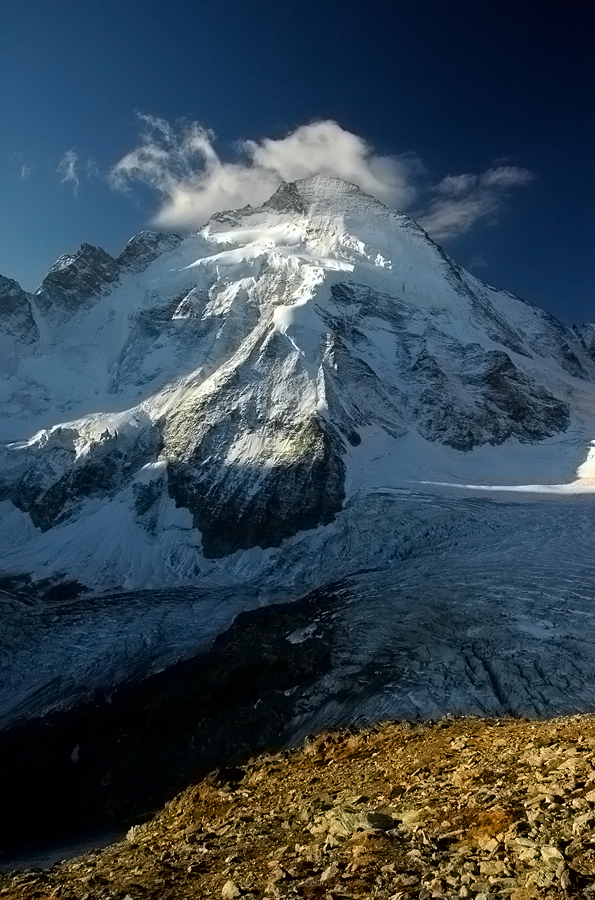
[3,714,595,899]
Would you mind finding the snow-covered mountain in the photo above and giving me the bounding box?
[5,170,595,806]
[1,176,595,592]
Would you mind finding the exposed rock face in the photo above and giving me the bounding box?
[0,276,38,345]
[166,415,345,557]
[2,422,163,532]
[575,322,595,361]
[117,230,182,271]
[34,243,121,316]
[262,179,309,215]
[523,304,587,377]
[411,343,570,450]
[33,232,183,319]
[327,283,570,451]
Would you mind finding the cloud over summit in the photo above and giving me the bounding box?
[110,116,535,242]
[110,117,420,229]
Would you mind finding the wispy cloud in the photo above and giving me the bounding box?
[417,166,536,241]
[56,150,101,195]
[57,149,81,195]
[109,116,535,242]
[85,158,101,181]
[468,254,489,271]
[10,153,32,180]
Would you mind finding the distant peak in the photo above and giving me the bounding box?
[79,242,109,256]
[45,244,117,277]
[117,231,182,272]
[35,244,120,315]
[0,274,38,344]
[0,273,28,296]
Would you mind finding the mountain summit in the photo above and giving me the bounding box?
[1,176,594,589]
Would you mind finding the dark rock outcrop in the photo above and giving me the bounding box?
[328,283,570,452]
[167,417,346,558]
[2,425,163,531]
[35,244,121,316]
[410,342,570,451]
[117,231,183,272]
[0,276,38,344]
[32,233,184,319]
[262,180,309,215]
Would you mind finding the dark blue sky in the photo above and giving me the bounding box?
[1,0,592,323]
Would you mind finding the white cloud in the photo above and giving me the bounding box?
[417,165,536,241]
[244,121,421,208]
[109,116,422,229]
[57,149,80,195]
[109,116,535,242]
[10,153,32,180]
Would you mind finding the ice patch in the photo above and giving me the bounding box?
[287,623,317,644]
[418,439,595,495]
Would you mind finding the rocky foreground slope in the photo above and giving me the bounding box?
[4,715,595,899]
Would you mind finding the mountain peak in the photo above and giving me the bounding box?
[262,175,391,220]
[261,180,309,215]
[117,231,183,272]
[1,178,594,590]
[35,243,120,315]
[33,233,185,318]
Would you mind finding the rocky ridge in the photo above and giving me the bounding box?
[117,232,183,273]
[34,244,122,317]
[0,276,38,346]
[32,232,183,319]
[4,715,595,899]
